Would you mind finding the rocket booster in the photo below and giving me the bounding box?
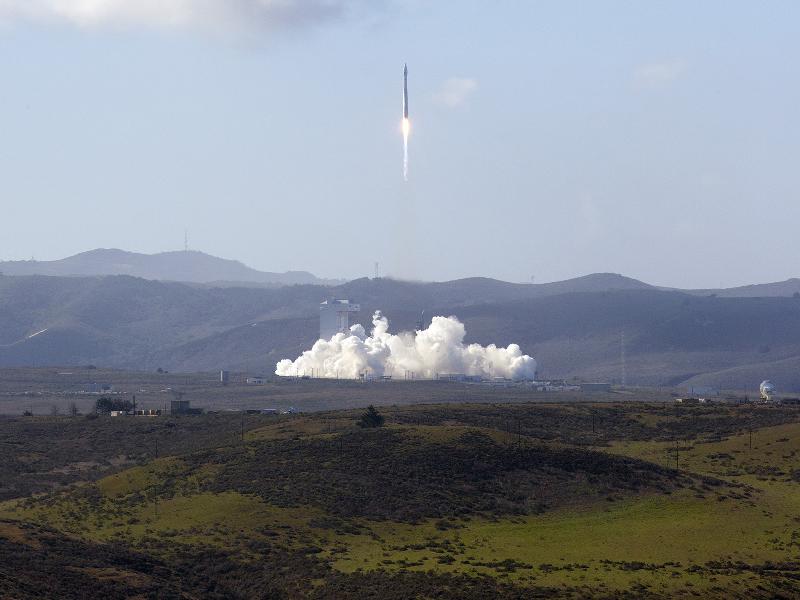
[401,63,410,181]
[403,63,409,119]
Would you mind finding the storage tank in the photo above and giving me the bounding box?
[759,380,776,402]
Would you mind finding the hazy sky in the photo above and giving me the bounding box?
[0,1,797,287]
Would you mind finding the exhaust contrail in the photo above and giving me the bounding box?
[402,63,410,181]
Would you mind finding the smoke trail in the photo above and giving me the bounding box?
[402,118,410,181]
[275,311,537,380]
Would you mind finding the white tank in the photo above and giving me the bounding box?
[759,380,776,401]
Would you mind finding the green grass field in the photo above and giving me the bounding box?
[2,401,799,598]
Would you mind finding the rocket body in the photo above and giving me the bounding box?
[402,63,410,181]
[403,63,409,119]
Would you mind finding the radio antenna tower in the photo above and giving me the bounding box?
[184,229,189,252]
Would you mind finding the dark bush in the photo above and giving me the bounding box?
[357,405,385,428]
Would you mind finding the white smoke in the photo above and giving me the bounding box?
[275,311,537,380]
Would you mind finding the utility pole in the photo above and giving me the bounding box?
[675,439,679,470]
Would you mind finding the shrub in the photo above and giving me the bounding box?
[357,405,385,428]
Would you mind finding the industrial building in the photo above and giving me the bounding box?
[319,299,360,340]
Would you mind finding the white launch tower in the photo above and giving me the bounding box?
[319,299,360,341]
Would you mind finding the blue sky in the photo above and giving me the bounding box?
[0,1,797,287]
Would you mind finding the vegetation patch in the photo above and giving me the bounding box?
[195,428,699,521]
[3,401,800,598]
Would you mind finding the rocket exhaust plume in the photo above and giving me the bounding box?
[402,63,410,181]
[275,311,537,381]
[402,118,410,181]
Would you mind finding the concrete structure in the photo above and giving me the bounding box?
[246,377,266,385]
[319,299,360,341]
[220,370,230,385]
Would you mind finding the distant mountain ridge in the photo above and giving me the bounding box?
[3,249,799,298]
[3,250,800,390]
[3,272,800,390]
[682,278,800,298]
[0,249,343,287]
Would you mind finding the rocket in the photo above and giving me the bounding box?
[401,63,410,181]
[403,63,409,119]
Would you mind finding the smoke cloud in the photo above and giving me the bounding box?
[0,0,379,32]
[275,311,537,380]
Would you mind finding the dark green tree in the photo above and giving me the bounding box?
[357,405,385,428]
[94,397,133,415]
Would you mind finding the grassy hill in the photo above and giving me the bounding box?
[2,401,799,598]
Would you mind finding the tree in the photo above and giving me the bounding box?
[357,405,385,428]
[95,397,133,415]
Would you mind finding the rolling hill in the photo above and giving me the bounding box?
[0,248,342,287]
[1,272,800,389]
[3,402,800,598]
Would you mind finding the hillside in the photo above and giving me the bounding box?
[685,278,800,298]
[0,248,341,286]
[2,402,800,598]
[2,274,800,388]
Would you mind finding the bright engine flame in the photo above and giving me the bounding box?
[402,118,410,181]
